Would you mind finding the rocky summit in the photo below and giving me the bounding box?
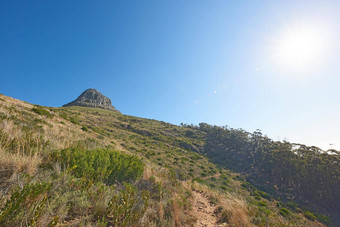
[63,89,119,112]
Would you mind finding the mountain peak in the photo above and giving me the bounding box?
[63,89,119,112]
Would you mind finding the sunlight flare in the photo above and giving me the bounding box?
[272,24,329,70]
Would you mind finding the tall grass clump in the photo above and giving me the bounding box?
[107,183,149,226]
[0,149,41,176]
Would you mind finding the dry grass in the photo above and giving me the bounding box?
[0,95,107,154]
[0,147,42,193]
[0,148,42,176]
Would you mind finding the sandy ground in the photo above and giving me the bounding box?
[191,190,226,227]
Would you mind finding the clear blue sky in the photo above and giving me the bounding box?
[1,1,339,150]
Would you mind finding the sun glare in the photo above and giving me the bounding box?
[272,24,328,71]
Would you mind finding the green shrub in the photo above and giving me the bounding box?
[53,148,144,184]
[255,196,261,200]
[257,190,270,200]
[280,207,290,217]
[304,210,317,220]
[256,201,267,207]
[258,206,271,216]
[316,214,330,225]
[220,174,228,180]
[192,178,203,183]
[81,125,89,132]
[0,182,51,225]
[285,201,298,211]
[241,182,252,189]
[69,117,80,125]
[32,107,52,118]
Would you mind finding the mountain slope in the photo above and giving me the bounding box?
[0,93,332,226]
[195,123,339,225]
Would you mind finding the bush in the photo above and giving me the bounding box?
[257,190,270,200]
[285,201,298,211]
[32,107,52,118]
[0,182,51,225]
[256,201,267,207]
[53,148,144,184]
[304,210,317,220]
[69,117,80,125]
[192,178,203,183]
[280,207,290,217]
[81,126,89,132]
[316,214,330,225]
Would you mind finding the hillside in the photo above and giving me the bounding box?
[0,92,337,226]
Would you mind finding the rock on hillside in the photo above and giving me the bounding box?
[63,89,119,112]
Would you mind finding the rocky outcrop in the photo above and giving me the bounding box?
[63,89,119,112]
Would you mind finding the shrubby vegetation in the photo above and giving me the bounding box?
[0,148,148,226]
[190,123,340,224]
[51,148,144,184]
[107,183,149,226]
[32,106,53,118]
[0,181,51,226]
[0,95,334,226]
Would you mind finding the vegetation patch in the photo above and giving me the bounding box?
[304,210,317,220]
[279,207,290,217]
[81,125,89,132]
[107,183,149,226]
[0,182,51,226]
[52,148,144,184]
[32,106,53,118]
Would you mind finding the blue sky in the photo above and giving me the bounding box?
[1,0,340,150]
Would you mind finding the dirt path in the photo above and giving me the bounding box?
[191,190,222,227]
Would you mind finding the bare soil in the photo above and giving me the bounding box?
[191,190,225,227]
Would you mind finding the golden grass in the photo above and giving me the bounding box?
[0,148,42,176]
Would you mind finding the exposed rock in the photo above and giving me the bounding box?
[63,89,119,112]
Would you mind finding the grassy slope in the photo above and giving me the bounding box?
[0,93,325,226]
